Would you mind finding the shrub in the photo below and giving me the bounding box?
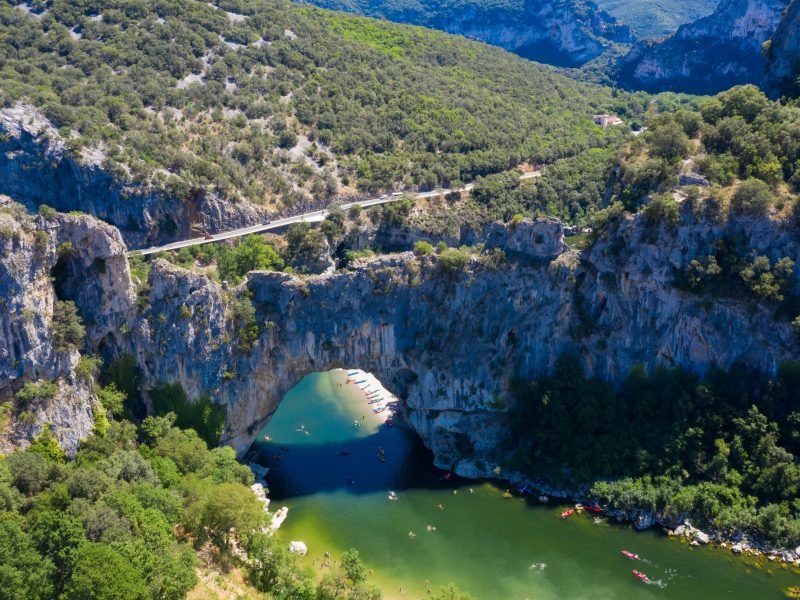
[643,194,680,231]
[16,380,58,405]
[730,179,775,216]
[414,240,433,255]
[437,247,470,275]
[38,204,57,219]
[51,301,85,352]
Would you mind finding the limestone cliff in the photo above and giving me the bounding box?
[0,201,135,455]
[765,0,800,97]
[3,201,799,476]
[124,210,798,479]
[617,0,787,94]
[0,105,269,248]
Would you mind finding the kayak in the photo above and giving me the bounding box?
[621,550,639,560]
[632,570,650,583]
[584,505,603,514]
[560,509,575,519]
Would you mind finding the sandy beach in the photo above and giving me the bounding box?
[334,368,397,424]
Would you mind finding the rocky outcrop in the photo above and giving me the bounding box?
[765,0,800,97]
[0,203,136,455]
[0,105,266,248]
[301,0,631,67]
[617,0,787,94]
[4,201,799,474]
[121,209,798,479]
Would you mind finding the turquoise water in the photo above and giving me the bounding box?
[251,371,800,599]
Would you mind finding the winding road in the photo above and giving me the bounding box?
[129,171,540,257]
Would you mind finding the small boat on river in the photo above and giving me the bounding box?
[336,449,351,456]
[621,550,639,560]
[560,509,575,519]
[632,570,650,583]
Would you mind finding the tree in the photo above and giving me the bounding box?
[51,300,86,352]
[97,383,126,417]
[0,515,55,600]
[6,451,52,496]
[731,179,775,216]
[247,534,315,600]
[321,205,346,244]
[28,425,66,464]
[217,235,284,283]
[27,510,85,594]
[649,120,691,162]
[191,483,265,547]
[65,543,149,600]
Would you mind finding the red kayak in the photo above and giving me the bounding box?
[632,570,650,583]
[560,509,575,519]
[621,550,639,560]
[584,505,604,514]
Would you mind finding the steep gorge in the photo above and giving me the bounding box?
[4,202,797,479]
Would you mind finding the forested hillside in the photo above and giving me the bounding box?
[504,86,800,547]
[0,0,634,214]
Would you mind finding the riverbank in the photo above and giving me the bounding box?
[483,469,800,569]
[254,371,800,599]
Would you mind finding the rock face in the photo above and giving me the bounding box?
[3,204,800,476]
[300,0,631,67]
[617,0,787,94]
[121,210,798,479]
[765,0,800,97]
[0,204,135,455]
[0,105,266,248]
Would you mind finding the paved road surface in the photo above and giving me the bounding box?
[129,171,540,256]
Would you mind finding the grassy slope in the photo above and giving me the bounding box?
[0,0,636,213]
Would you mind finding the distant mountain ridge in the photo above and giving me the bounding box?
[765,0,800,97]
[616,0,788,94]
[298,0,632,67]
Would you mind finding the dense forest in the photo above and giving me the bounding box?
[508,357,800,548]
[0,388,475,599]
[0,0,637,210]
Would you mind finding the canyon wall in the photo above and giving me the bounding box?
[3,199,798,474]
[765,0,800,97]
[125,212,799,476]
[617,0,787,94]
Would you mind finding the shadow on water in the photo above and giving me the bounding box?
[248,421,469,500]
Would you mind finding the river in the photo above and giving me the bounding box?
[249,371,799,599]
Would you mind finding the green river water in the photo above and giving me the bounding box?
[250,371,799,599]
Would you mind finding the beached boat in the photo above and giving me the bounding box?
[621,550,639,560]
[373,406,386,414]
[632,570,650,583]
[584,505,604,514]
[347,371,359,376]
[560,509,575,519]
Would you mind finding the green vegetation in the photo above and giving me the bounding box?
[0,0,632,211]
[15,380,58,405]
[582,86,800,217]
[51,300,86,353]
[508,356,800,547]
[149,383,226,446]
[594,0,718,38]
